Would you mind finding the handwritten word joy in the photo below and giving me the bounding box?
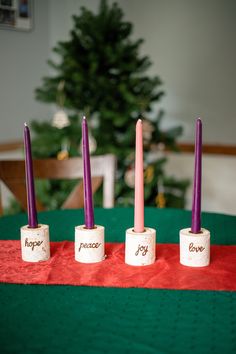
[25,238,43,251]
[189,242,205,253]
[78,242,101,252]
[135,244,148,256]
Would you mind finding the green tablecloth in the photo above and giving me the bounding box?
[0,208,235,354]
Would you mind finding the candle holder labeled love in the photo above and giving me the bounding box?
[179,118,210,267]
[179,228,210,267]
[21,224,50,262]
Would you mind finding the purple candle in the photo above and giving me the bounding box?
[23,123,38,228]
[82,117,95,229]
[191,118,202,233]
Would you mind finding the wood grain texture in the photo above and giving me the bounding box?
[1,140,236,155]
[0,156,116,215]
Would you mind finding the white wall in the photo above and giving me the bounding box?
[0,0,51,142]
[117,0,236,144]
[165,152,236,215]
[49,0,236,144]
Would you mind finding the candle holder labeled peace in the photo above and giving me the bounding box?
[21,123,50,262]
[125,120,156,266]
[179,119,210,267]
[75,225,105,263]
[74,117,105,263]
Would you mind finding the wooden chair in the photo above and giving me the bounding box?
[0,154,116,215]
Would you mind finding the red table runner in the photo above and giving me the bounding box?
[0,240,235,291]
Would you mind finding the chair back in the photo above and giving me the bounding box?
[0,154,116,215]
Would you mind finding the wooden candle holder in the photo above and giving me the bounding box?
[21,224,50,262]
[125,227,156,266]
[179,228,210,267]
[75,225,105,263]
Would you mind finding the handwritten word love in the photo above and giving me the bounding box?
[25,238,43,251]
[135,244,148,256]
[189,242,205,253]
[78,242,101,252]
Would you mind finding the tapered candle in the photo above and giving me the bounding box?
[191,118,202,233]
[134,119,144,233]
[82,116,94,229]
[23,123,38,228]
[74,118,104,263]
[125,118,156,266]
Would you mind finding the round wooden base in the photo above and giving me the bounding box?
[180,228,210,267]
[21,224,50,262]
[75,225,105,263]
[125,227,156,266]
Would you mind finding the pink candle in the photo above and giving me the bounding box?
[134,119,144,233]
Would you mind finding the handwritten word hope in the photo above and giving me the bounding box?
[135,244,148,256]
[189,242,205,253]
[78,242,101,252]
[25,238,43,251]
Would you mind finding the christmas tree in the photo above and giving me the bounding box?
[29,0,189,210]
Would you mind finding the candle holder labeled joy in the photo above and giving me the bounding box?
[125,227,156,266]
[125,120,156,266]
[21,123,50,262]
[74,117,105,263]
[179,118,210,267]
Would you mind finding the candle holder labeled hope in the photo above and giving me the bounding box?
[179,119,210,267]
[21,123,50,262]
[75,117,105,263]
[21,224,50,263]
[125,120,156,266]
